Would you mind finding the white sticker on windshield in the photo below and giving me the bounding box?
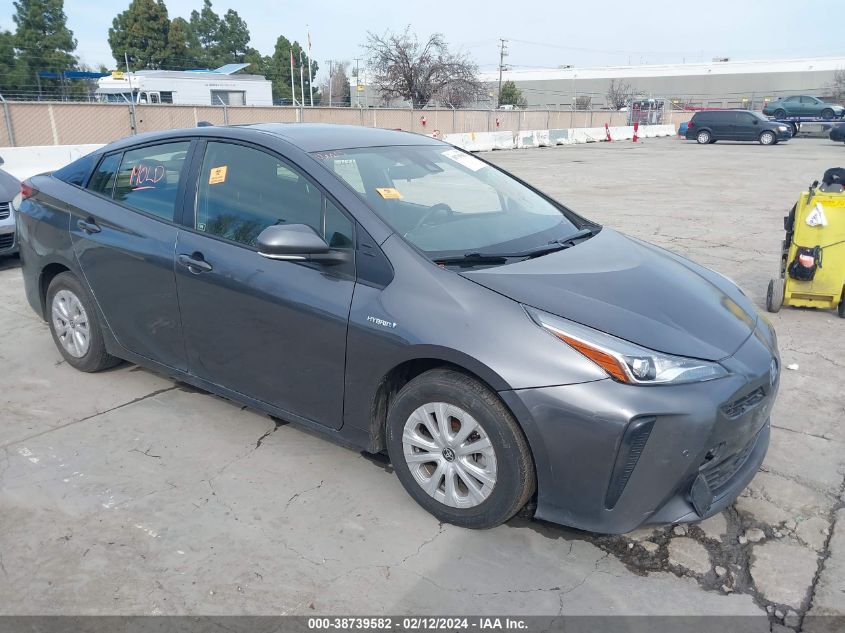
[441,148,487,172]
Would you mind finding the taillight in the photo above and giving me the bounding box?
[21,180,36,200]
[688,121,694,128]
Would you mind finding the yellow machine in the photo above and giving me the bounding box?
[767,176,845,317]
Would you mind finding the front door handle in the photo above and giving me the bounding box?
[178,253,213,274]
[77,218,101,234]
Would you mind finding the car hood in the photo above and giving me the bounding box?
[461,229,758,361]
[0,168,19,201]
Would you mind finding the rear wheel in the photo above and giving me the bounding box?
[767,278,784,313]
[47,272,120,372]
[696,130,711,144]
[822,108,834,121]
[760,130,776,145]
[386,368,535,529]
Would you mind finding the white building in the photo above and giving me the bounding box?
[478,57,845,109]
[96,64,273,107]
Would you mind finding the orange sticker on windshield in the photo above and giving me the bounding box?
[209,166,228,184]
[375,187,403,199]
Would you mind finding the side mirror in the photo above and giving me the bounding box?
[256,223,348,265]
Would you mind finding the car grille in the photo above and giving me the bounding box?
[700,435,756,494]
[0,202,10,220]
[721,387,765,419]
[0,233,14,250]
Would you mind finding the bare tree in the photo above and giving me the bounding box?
[364,27,481,108]
[437,80,485,108]
[829,69,845,102]
[606,79,632,109]
[320,61,351,106]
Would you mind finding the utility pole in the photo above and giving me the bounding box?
[125,52,137,135]
[326,59,334,107]
[496,38,508,108]
[354,58,361,108]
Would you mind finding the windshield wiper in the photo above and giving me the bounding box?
[467,227,599,259]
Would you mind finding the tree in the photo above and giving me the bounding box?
[108,0,171,70]
[187,0,251,68]
[265,35,318,105]
[0,30,20,95]
[320,61,350,107]
[498,80,526,108]
[606,79,632,110]
[13,0,77,96]
[364,27,480,108]
[167,17,196,68]
[216,9,251,63]
[829,69,845,102]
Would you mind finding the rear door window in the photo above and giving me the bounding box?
[111,142,190,221]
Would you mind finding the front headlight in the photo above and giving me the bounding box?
[525,307,730,386]
[778,125,789,132]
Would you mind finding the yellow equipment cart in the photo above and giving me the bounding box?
[767,176,845,317]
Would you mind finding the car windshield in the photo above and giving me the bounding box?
[313,145,589,259]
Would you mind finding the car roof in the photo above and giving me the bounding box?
[100,123,445,154]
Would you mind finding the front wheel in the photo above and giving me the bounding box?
[386,368,536,529]
[759,131,776,145]
[47,272,120,372]
[774,109,786,119]
[767,278,784,313]
[696,130,711,144]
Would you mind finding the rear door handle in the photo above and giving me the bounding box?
[178,253,213,273]
[77,218,101,234]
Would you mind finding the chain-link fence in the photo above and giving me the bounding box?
[0,101,686,148]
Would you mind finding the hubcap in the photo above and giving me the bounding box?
[402,402,497,509]
[51,289,90,358]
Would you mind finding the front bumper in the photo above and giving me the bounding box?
[0,201,17,254]
[501,326,778,534]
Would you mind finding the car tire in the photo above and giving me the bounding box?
[822,109,834,121]
[759,131,776,145]
[708,139,717,144]
[385,368,536,529]
[839,287,845,319]
[767,278,784,313]
[774,109,786,119]
[696,130,711,144]
[46,272,121,372]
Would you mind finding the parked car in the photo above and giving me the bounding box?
[0,157,20,257]
[829,123,845,143]
[685,110,792,145]
[16,124,780,533]
[762,95,845,120]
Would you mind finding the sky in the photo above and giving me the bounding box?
[1,0,841,82]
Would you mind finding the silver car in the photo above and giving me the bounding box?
[0,159,20,256]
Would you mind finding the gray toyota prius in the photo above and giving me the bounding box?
[16,124,779,533]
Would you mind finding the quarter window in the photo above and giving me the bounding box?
[87,153,121,196]
[112,142,190,221]
[195,142,353,250]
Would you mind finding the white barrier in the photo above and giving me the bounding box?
[0,144,104,180]
[515,130,552,149]
[442,131,514,151]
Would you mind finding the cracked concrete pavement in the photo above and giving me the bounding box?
[0,137,843,628]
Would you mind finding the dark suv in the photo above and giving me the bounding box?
[685,110,792,145]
